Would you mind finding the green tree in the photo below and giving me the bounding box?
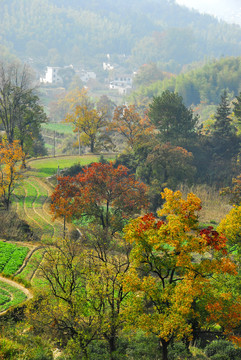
[58,66,76,89]
[209,91,240,183]
[233,91,241,123]
[28,237,101,359]
[0,61,47,159]
[148,90,198,144]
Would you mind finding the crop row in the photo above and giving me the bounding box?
[0,241,29,276]
[14,177,64,240]
[16,248,45,284]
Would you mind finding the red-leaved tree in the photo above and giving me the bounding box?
[51,162,149,236]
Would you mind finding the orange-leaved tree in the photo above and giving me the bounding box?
[51,162,149,235]
[123,188,238,360]
[51,176,80,238]
[220,174,241,205]
[109,105,154,149]
[0,140,24,210]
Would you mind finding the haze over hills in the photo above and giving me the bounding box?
[1,0,241,74]
[176,0,241,25]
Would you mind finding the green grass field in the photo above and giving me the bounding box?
[41,122,73,135]
[27,154,116,177]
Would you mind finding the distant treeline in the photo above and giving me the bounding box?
[1,0,241,70]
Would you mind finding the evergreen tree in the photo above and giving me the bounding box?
[212,90,239,160]
[233,92,241,123]
[148,90,198,145]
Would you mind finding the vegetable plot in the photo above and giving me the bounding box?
[0,241,29,276]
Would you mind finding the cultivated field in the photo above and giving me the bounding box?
[0,154,115,314]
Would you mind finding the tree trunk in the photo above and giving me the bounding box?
[109,335,117,360]
[63,215,66,239]
[90,138,95,153]
[160,338,170,360]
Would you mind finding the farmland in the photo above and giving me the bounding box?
[0,154,115,314]
[0,241,29,276]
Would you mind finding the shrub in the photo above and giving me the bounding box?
[205,339,241,359]
[123,331,161,360]
[205,340,230,357]
[211,355,229,360]
[0,337,22,359]
[168,342,192,360]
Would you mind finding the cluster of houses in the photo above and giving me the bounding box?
[40,62,134,95]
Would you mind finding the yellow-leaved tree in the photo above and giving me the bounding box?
[0,140,24,210]
[123,188,239,360]
[64,89,109,153]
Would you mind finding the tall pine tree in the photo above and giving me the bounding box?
[212,90,239,160]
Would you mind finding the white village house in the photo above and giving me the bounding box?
[40,66,96,85]
[109,75,133,94]
[40,66,62,84]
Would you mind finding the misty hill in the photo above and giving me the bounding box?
[1,0,241,72]
[129,56,241,113]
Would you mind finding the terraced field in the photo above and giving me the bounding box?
[14,176,65,240]
[0,154,115,314]
[0,241,32,312]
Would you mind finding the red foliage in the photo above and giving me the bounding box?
[51,162,149,232]
[137,213,164,234]
[200,226,227,254]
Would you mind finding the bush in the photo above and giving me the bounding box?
[123,331,161,360]
[205,340,230,357]
[0,337,22,359]
[168,342,192,360]
[62,163,84,177]
[205,339,241,360]
[211,355,229,360]
[18,336,53,360]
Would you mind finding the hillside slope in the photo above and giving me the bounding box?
[1,0,241,71]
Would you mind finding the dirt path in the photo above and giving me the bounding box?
[0,276,33,315]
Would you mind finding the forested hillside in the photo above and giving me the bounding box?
[130,57,241,107]
[1,0,241,71]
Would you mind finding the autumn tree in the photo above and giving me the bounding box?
[109,104,154,150]
[0,140,24,210]
[218,202,241,252]
[129,139,195,213]
[145,142,195,187]
[220,174,241,205]
[51,162,149,235]
[64,89,111,153]
[123,188,238,360]
[51,176,79,238]
[133,63,166,88]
